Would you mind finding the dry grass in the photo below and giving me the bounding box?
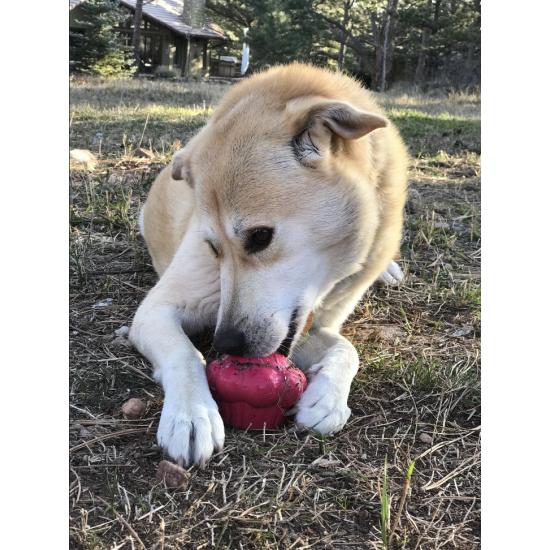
[69,78,481,549]
[378,84,481,118]
[69,78,229,157]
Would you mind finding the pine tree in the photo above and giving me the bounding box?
[206,0,480,88]
[70,0,135,78]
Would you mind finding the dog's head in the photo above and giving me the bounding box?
[171,83,389,357]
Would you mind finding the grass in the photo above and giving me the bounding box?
[70,78,228,156]
[386,110,480,157]
[69,77,481,159]
[378,84,481,157]
[69,76,480,549]
[380,456,389,548]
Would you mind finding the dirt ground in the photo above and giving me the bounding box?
[70,79,481,550]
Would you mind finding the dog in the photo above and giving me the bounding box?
[129,63,409,468]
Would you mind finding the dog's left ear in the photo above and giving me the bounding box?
[287,96,389,166]
[171,149,194,187]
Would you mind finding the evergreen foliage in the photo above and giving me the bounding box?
[70,0,135,78]
[206,0,481,89]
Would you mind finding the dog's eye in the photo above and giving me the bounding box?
[253,228,272,243]
[206,241,219,258]
[246,228,273,254]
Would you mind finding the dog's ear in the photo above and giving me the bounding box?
[171,149,194,187]
[287,97,389,167]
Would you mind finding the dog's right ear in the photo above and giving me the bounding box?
[171,149,193,187]
[287,96,389,167]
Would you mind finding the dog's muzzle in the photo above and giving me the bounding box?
[277,310,312,357]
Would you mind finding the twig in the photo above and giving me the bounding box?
[388,464,414,544]
[116,358,155,383]
[97,496,145,549]
[69,324,108,338]
[70,468,82,504]
[139,113,150,148]
[86,268,153,275]
[236,500,272,517]
[69,427,154,453]
[71,418,157,426]
[71,464,135,470]
[69,403,97,419]
[422,453,480,490]
[415,426,481,461]
[138,504,166,521]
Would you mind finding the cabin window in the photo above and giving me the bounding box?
[174,37,184,67]
[140,19,159,30]
[139,34,163,73]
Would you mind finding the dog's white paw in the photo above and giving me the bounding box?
[376,259,404,285]
[157,392,225,468]
[289,364,352,435]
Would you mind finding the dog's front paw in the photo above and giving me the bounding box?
[157,392,225,468]
[289,365,352,435]
[376,259,404,285]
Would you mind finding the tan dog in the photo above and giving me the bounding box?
[130,64,409,467]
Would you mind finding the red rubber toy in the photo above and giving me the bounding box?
[206,353,307,430]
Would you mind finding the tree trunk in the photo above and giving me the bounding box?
[414,0,432,86]
[337,0,352,72]
[380,0,400,92]
[370,12,383,90]
[317,11,375,78]
[414,28,430,86]
[465,0,481,85]
[184,33,191,78]
[132,0,144,77]
[384,0,399,78]
[372,0,398,92]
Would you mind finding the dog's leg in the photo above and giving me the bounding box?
[289,328,358,434]
[129,218,223,468]
[376,259,404,285]
[289,256,402,434]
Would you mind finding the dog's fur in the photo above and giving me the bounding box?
[129,64,409,467]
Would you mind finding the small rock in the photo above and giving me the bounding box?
[450,221,466,232]
[80,427,91,436]
[70,149,97,169]
[379,326,407,340]
[134,148,155,159]
[434,222,450,229]
[156,460,190,490]
[346,324,406,344]
[407,200,423,215]
[406,189,423,214]
[312,458,341,468]
[105,175,118,189]
[115,326,130,337]
[92,298,114,308]
[452,327,474,338]
[110,336,133,349]
[121,398,147,420]
[418,432,433,444]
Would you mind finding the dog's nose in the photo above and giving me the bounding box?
[213,327,246,356]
